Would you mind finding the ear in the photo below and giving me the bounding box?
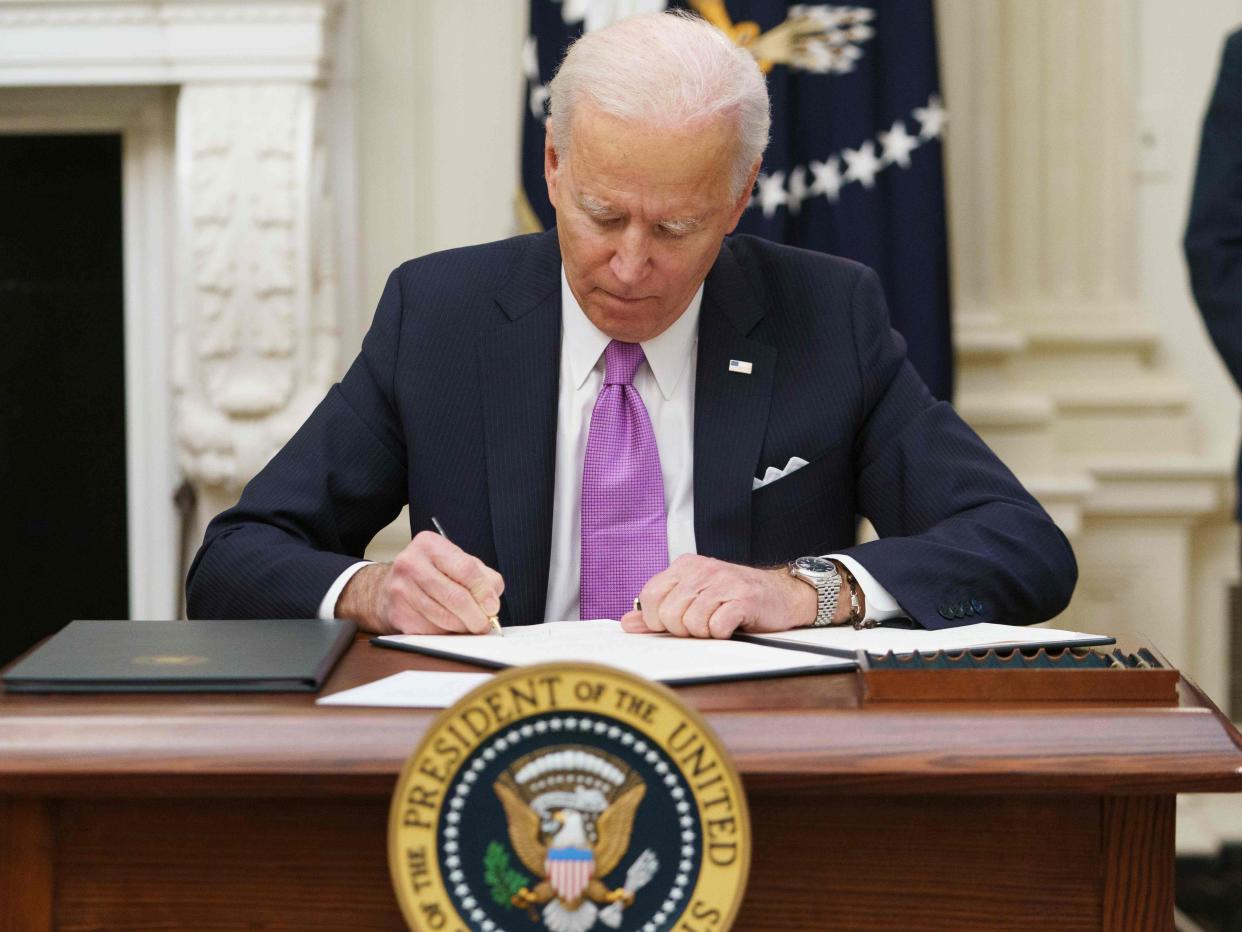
[724,158,761,234]
[544,119,561,209]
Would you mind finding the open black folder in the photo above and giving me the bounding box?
[2,619,355,693]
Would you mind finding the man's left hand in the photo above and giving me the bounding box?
[619,554,818,638]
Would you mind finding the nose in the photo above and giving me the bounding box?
[609,225,651,287]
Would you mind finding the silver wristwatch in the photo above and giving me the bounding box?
[788,556,843,628]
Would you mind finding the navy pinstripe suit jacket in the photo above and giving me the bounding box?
[186,229,1076,630]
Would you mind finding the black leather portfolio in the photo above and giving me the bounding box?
[1,618,356,693]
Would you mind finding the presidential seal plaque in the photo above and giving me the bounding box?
[389,662,750,932]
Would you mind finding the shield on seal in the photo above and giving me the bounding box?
[545,846,594,902]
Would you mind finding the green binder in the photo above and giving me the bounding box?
[2,618,356,693]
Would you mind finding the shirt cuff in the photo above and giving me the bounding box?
[824,553,907,624]
[317,561,375,620]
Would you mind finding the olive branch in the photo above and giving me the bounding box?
[484,841,529,908]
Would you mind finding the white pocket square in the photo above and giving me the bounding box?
[752,456,810,491]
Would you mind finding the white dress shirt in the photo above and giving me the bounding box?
[544,269,702,620]
[319,266,905,625]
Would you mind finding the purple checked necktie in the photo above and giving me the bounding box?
[580,340,669,620]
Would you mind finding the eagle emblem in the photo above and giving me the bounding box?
[495,745,659,932]
[689,0,876,75]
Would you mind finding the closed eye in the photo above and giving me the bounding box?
[658,219,703,237]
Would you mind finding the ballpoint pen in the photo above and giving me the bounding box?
[430,517,503,636]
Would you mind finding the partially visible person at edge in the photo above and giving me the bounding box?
[1187,29,1242,558]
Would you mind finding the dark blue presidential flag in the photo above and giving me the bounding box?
[520,1,952,399]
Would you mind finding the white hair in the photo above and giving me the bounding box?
[548,10,770,200]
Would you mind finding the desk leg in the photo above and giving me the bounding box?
[0,799,53,932]
[1102,794,1174,932]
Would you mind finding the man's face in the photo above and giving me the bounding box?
[545,106,755,343]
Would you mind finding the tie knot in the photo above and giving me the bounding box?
[603,340,645,386]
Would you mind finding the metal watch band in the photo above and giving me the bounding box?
[788,558,842,628]
[810,577,840,628]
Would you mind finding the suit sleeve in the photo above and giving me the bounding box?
[1186,31,1242,391]
[834,269,1077,630]
[185,271,410,619]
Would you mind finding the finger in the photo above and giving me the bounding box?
[418,537,502,632]
[412,552,492,634]
[486,565,506,598]
[681,591,726,639]
[389,542,472,633]
[411,528,456,557]
[388,577,470,634]
[656,579,698,638]
[436,549,503,617]
[638,572,680,633]
[707,601,746,639]
[620,611,656,633]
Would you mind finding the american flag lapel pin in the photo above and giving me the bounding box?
[728,359,753,375]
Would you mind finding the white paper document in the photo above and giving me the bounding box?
[316,670,492,708]
[374,619,856,684]
[741,622,1113,658]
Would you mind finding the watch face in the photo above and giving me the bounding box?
[795,556,834,575]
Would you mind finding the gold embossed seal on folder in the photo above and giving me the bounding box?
[388,662,750,931]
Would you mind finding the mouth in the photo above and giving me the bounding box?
[597,289,649,305]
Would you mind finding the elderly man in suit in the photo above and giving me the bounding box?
[187,11,1076,636]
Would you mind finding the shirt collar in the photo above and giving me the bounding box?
[560,267,702,400]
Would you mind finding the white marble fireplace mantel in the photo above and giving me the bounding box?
[0,0,354,619]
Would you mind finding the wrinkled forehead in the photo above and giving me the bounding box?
[562,103,740,163]
[562,106,740,213]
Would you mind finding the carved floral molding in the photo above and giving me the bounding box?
[0,0,345,495]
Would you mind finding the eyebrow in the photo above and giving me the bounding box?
[578,195,620,219]
[578,194,704,234]
[657,216,705,235]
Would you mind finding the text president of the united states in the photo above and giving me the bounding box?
[187,11,1076,637]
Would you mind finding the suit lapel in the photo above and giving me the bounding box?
[478,231,562,625]
[693,241,776,565]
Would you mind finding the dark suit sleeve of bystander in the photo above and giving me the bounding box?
[1186,30,1242,392]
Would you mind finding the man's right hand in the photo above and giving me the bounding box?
[336,531,505,635]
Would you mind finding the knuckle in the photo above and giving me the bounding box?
[448,552,475,579]
[466,560,493,589]
[658,609,687,636]
[412,530,441,551]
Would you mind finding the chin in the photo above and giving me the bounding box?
[585,305,653,343]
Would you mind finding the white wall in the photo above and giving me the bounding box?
[351,0,528,555]
[354,0,528,345]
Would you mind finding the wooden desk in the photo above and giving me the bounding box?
[2,636,1241,931]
